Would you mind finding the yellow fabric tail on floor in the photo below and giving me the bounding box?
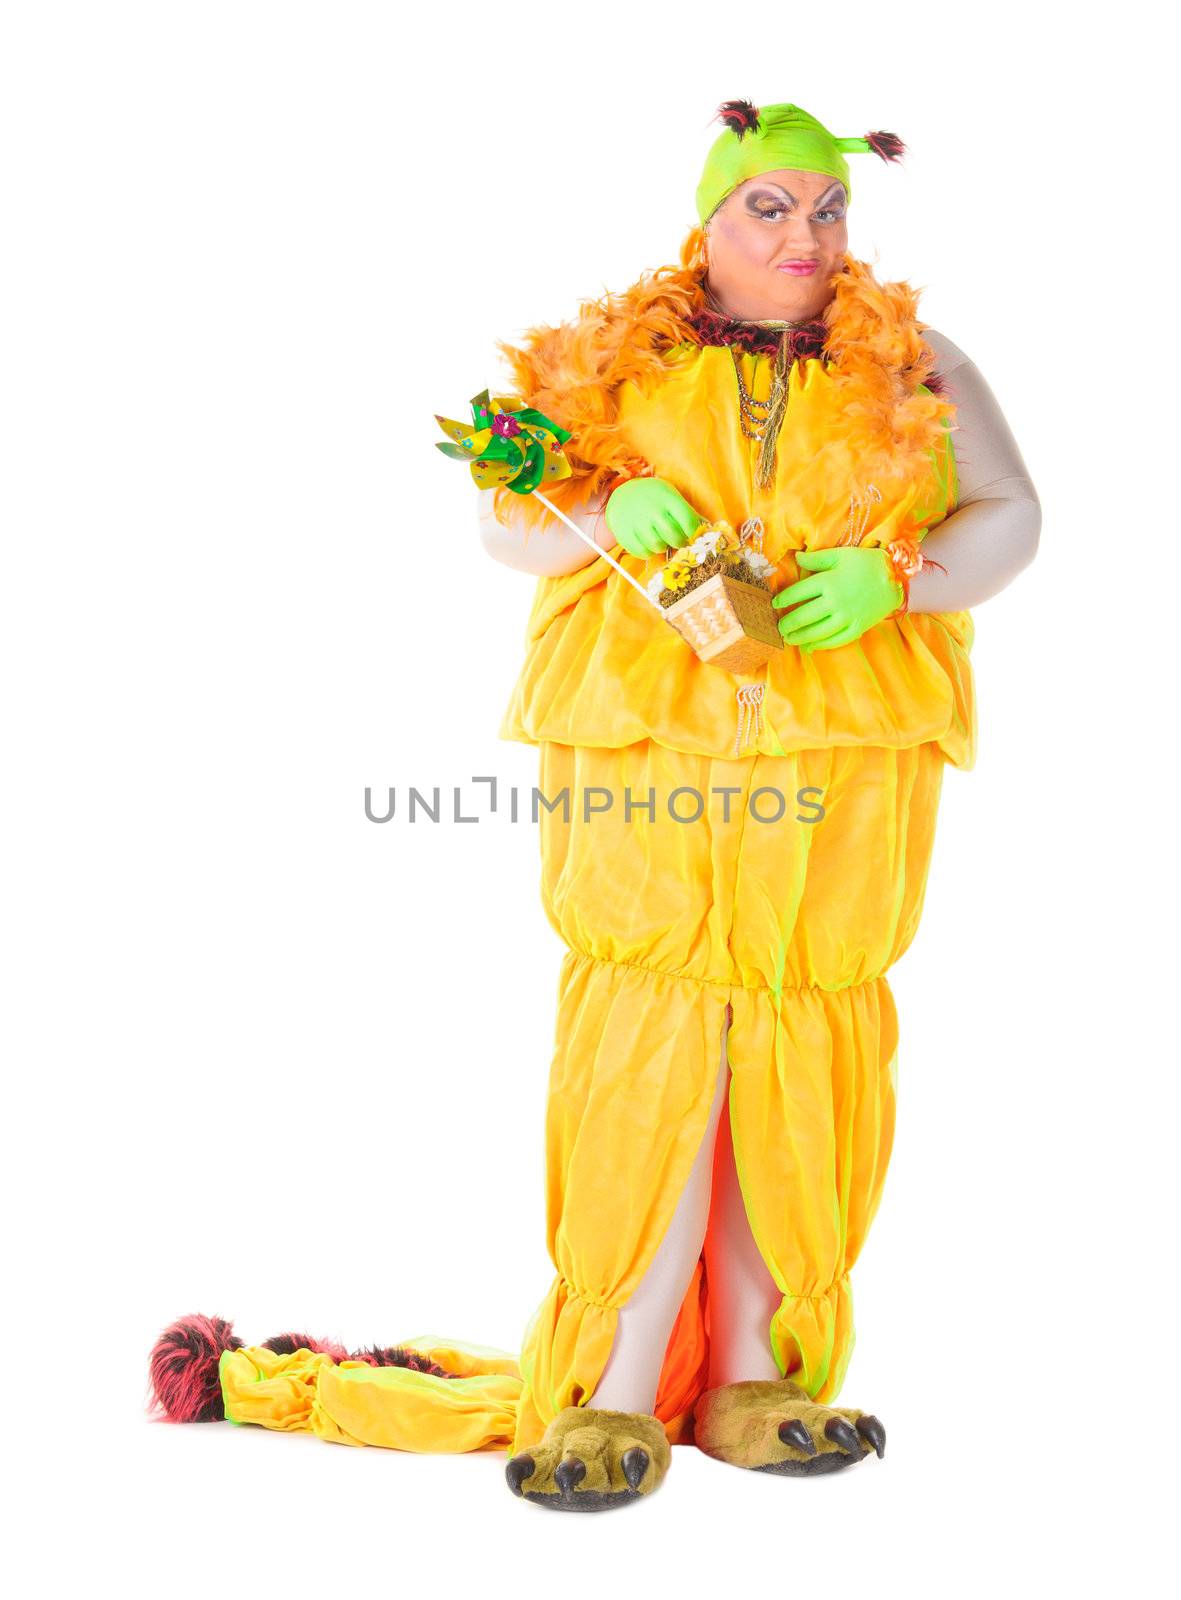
[220,1340,522,1451]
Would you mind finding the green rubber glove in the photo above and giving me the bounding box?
[604,477,703,558]
[772,547,904,652]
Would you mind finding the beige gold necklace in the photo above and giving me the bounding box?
[731,355,776,441]
[702,282,811,487]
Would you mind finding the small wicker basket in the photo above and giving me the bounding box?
[662,571,784,675]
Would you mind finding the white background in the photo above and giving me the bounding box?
[3,3,1176,1594]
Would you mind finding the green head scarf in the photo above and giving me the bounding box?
[695,101,906,224]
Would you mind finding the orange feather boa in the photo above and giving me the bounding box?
[492,227,954,532]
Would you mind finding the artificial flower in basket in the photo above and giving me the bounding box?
[648,518,784,674]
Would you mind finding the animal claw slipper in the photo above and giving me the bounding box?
[505,1406,671,1511]
[694,1378,885,1477]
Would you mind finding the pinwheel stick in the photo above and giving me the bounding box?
[533,491,665,614]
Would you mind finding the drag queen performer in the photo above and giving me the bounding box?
[149,102,1040,1511]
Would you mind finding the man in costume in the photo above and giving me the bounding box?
[149,102,1040,1510]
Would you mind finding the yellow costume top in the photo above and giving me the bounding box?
[497,250,975,769]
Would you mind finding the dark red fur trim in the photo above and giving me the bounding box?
[350,1344,457,1378]
[687,308,829,360]
[717,99,761,139]
[148,1313,243,1423]
[262,1331,350,1362]
[865,130,906,163]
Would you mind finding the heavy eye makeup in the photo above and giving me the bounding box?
[744,183,847,224]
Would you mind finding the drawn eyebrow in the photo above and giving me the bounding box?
[747,181,847,210]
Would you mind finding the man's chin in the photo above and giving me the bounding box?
[767,283,832,321]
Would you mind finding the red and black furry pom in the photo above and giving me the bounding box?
[148,1313,243,1423]
[716,100,761,139]
[351,1344,456,1378]
[865,130,906,163]
[148,1316,462,1418]
[262,1331,351,1362]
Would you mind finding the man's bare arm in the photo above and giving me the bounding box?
[908,329,1041,613]
[477,487,617,577]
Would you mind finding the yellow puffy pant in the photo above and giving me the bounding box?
[219,737,945,1456]
[512,737,944,1453]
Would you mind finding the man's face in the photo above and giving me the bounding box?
[705,169,849,321]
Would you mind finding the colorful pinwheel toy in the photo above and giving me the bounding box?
[434,391,573,495]
[433,388,667,614]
